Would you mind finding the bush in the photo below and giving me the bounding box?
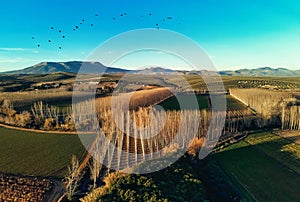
[43,118,56,130]
[14,111,32,127]
[81,156,207,201]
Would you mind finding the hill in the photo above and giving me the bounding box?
[1,62,299,77]
[2,61,128,75]
[219,67,300,77]
[132,67,176,75]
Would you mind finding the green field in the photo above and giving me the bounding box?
[214,132,300,202]
[1,73,300,93]
[226,95,248,110]
[182,75,300,90]
[158,94,209,110]
[158,94,247,111]
[0,127,87,178]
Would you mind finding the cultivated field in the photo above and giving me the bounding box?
[158,94,210,110]
[0,174,54,201]
[0,127,86,178]
[0,72,75,92]
[158,94,248,111]
[183,75,300,91]
[0,89,73,110]
[3,73,299,93]
[214,131,300,202]
[1,73,300,201]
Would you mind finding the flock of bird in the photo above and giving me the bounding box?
[32,12,178,50]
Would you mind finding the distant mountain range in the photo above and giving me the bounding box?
[218,67,300,77]
[1,61,299,77]
[2,61,128,75]
[131,67,177,75]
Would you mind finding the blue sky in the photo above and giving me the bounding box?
[0,0,299,71]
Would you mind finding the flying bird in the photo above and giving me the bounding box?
[34,11,181,51]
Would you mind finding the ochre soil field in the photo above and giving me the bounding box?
[0,173,54,201]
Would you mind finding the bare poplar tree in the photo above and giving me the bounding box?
[64,155,82,201]
[89,141,102,190]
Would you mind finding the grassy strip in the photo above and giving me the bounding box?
[195,154,256,202]
[245,132,300,175]
[214,132,300,202]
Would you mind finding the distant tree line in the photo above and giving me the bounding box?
[0,99,75,131]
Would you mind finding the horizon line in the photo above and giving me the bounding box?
[1,60,299,73]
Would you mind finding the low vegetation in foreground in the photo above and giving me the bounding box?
[81,155,207,202]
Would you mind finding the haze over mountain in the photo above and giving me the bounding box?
[132,67,177,75]
[1,61,299,77]
[218,67,300,77]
